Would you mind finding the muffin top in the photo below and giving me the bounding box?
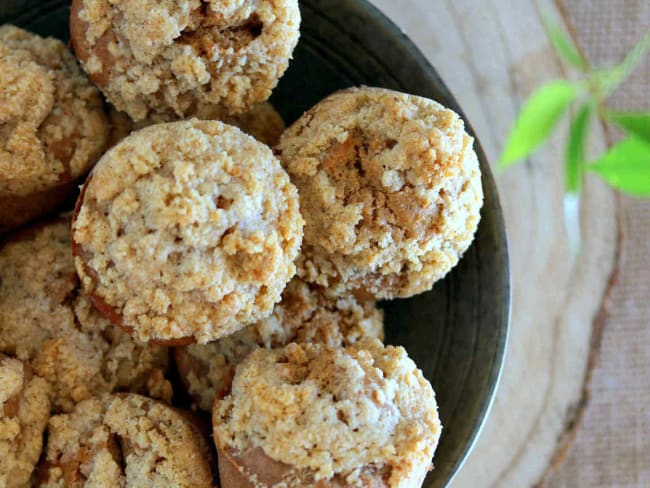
[40,394,213,487]
[0,355,51,488]
[176,277,384,410]
[70,0,300,121]
[278,87,483,299]
[0,25,109,196]
[214,340,441,487]
[0,218,171,413]
[72,120,303,344]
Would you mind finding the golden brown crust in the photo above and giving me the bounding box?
[70,0,300,121]
[175,277,384,411]
[72,120,303,344]
[0,218,172,413]
[0,354,51,488]
[40,394,213,487]
[0,25,109,232]
[278,87,483,299]
[213,340,441,488]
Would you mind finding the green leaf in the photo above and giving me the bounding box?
[588,136,650,196]
[607,111,650,142]
[565,103,593,192]
[499,80,577,168]
[544,20,588,70]
[591,30,650,97]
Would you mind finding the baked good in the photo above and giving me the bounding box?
[70,0,300,121]
[0,25,109,234]
[109,101,285,148]
[277,87,483,299]
[0,218,172,413]
[0,355,51,488]
[72,120,303,344]
[38,393,213,487]
[106,106,134,148]
[217,101,285,147]
[175,277,384,411]
[213,340,441,487]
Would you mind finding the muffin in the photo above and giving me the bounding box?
[277,87,483,299]
[175,277,384,411]
[0,25,109,234]
[109,101,285,148]
[0,355,51,488]
[72,120,303,344]
[0,218,172,413]
[213,340,441,488]
[70,0,301,121]
[38,394,213,487]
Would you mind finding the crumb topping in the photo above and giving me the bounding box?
[278,87,483,299]
[214,340,441,487]
[177,277,384,410]
[0,25,109,196]
[72,0,300,120]
[0,355,51,488]
[0,218,171,413]
[41,394,212,487]
[72,120,303,343]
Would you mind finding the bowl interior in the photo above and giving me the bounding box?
[1,1,510,486]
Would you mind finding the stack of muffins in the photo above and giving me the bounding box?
[0,1,483,487]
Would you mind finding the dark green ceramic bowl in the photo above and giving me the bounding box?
[0,1,510,486]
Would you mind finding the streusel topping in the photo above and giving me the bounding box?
[73,120,303,343]
[71,0,300,120]
[0,25,108,196]
[177,277,383,410]
[278,87,483,299]
[0,355,51,488]
[0,218,172,413]
[214,340,441,487]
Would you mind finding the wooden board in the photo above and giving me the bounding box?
[368,0,619,486]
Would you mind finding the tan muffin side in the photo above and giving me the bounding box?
[40,394,213,487]
[71,0,300,120]
[219,101,285,147]
[72,120,303,344]
[278,87,483,299]
[176,277,384,411]
[0,25,108,195]
[0,355,51,488]
[0,180,78,237]
[0,218,172,413]
[214,340,441,487]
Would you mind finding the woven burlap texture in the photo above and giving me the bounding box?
[549,1,650,486]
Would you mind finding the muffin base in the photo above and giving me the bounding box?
[0,180,77,236]
[215,441,387,488]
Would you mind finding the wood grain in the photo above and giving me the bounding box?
[369,0,619,486]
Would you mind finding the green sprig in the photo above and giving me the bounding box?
[499,23,650,252]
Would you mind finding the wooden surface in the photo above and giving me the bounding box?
[369,0,623,486]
